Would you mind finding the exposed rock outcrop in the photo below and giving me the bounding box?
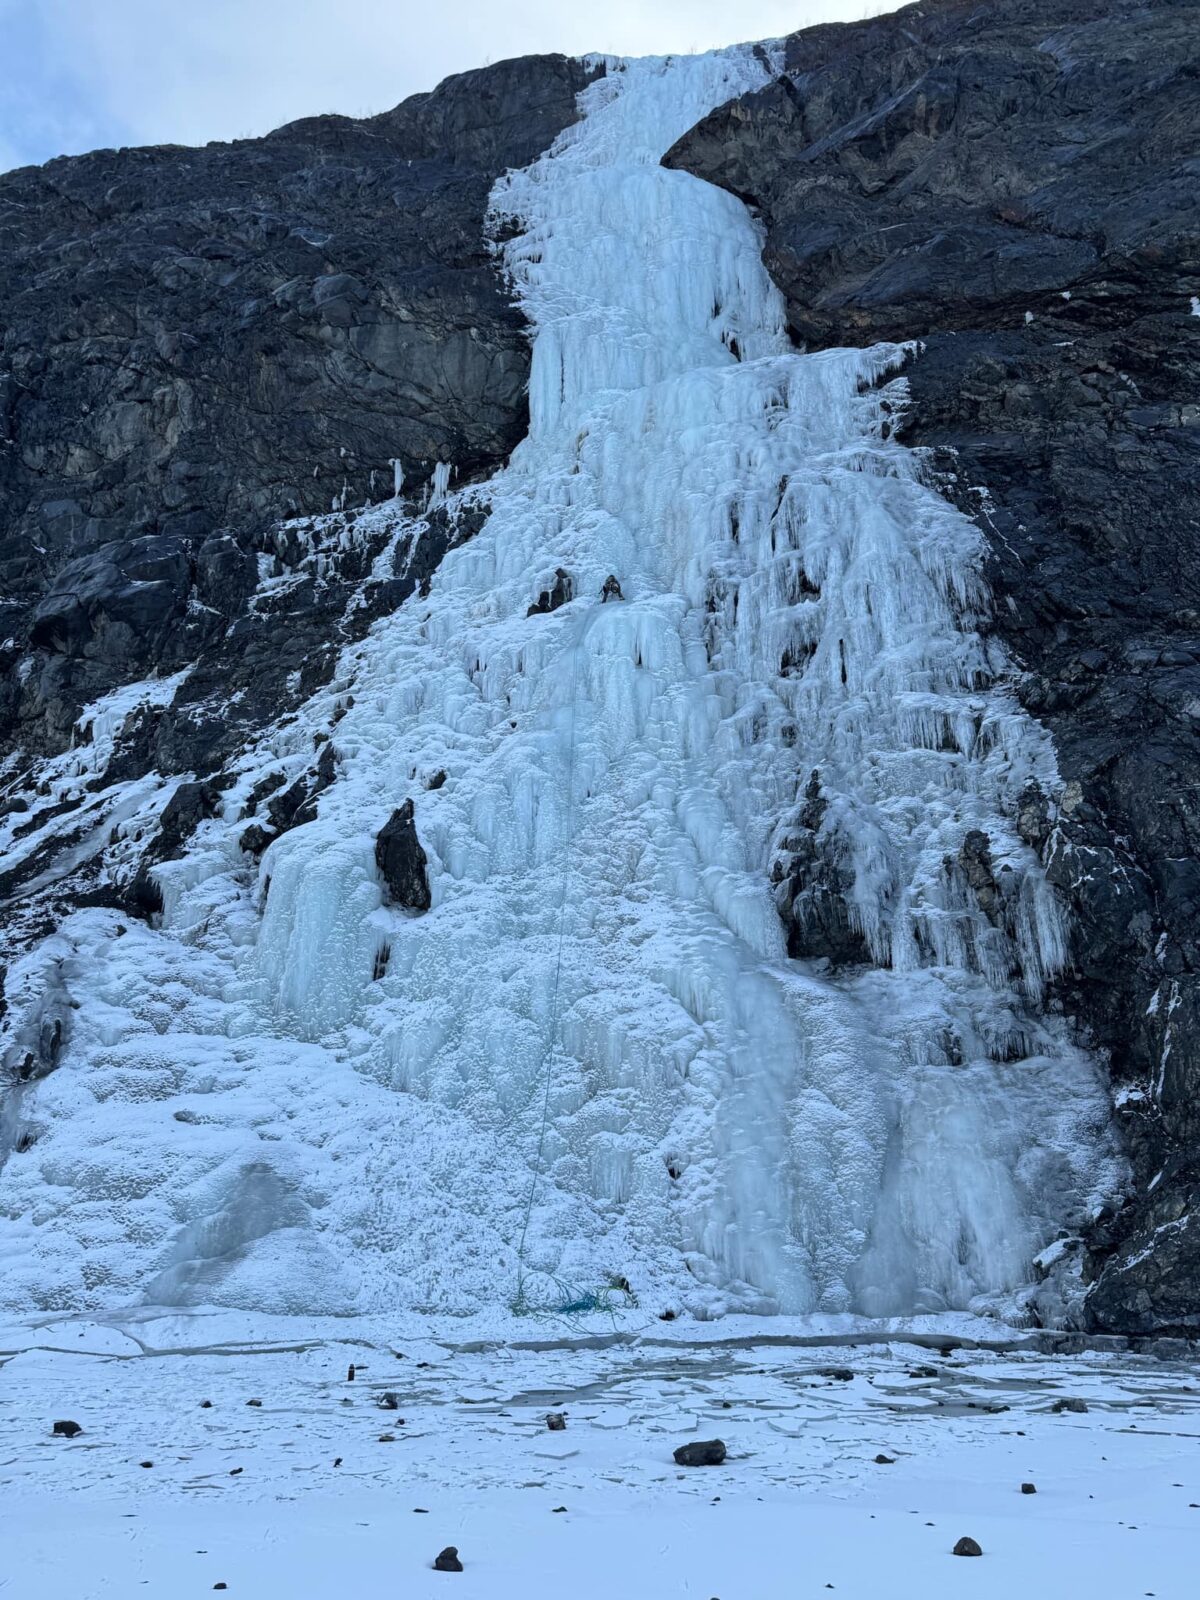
[126,778,223,917]
[771,771,872,966]
[375,800,432,912]
[0,59,588,983]
[667,0,1200,1333]
[0,54,594,759]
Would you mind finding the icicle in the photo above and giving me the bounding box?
[429,461,452,508]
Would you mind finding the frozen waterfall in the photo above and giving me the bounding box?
[0,46,1120,1323]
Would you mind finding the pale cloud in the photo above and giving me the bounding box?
[2,0,883,170]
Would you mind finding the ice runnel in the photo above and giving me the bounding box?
[0,47,1120,1322]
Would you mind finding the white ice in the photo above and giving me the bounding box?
[0,47,1120,1325]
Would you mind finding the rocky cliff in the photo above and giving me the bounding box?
[1,5,1197,1334]
[667,0,1200,1333]
[0,54,592,764]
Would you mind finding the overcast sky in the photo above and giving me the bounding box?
[0,0,884,173]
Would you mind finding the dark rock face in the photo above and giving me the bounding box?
[957,831,1001,922]
[771,771,872,965]
[1085,1160,1200,1333]
[0,55,587,993]
[0,53,593,757]
[0,489,489,980]
[668,0,1194,350]
[668,0,1200,1333]
[375,799,432,912]
[125,778,222,918]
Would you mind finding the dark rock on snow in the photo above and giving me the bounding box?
[673,1439,727,1466]
[772,772,872,966]
[668,0,1200,1338]
[51,1419,82,1437]
[238,822,273,859]
[953,1537,983,1558]
[527,567,574,616]
[956,831,1001,923]
[375,800,432,913]
[433,1546,464,1572]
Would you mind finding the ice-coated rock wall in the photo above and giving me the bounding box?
[0,46,1120,1322]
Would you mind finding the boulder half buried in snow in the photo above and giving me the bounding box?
[674,1439,726,1466]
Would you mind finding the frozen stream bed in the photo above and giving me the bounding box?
[3,1313,1196,1597]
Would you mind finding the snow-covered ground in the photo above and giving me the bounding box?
[3,1316,1196,1598]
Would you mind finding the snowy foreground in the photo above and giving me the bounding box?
[4,1314,1196,1598]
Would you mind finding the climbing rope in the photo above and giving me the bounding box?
[512,621,582,1313]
